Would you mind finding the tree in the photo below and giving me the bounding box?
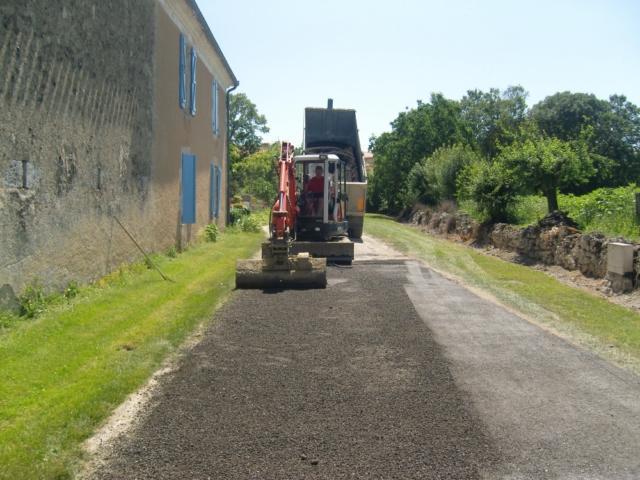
[599,95,640,184]
[460,86,528,158]
[530,91,608,141]
[369,93,467,211]
[229,93,269,156]
[231,143,279,203]
[530,92,640,189]
[499,135,594,212]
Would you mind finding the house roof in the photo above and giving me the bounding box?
[186,0,239,87]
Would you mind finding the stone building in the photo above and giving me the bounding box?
[363,151,374,175]
[0,0,238,304]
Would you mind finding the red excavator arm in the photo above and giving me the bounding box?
[271,141,297,240]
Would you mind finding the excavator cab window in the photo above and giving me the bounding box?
[294,155,347,223]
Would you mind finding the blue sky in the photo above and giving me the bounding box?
[199,0,640,149]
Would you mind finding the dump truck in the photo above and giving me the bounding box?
[235,100,367,289]
[304,99,367,238]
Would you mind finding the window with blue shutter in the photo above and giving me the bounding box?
[181,153,197,224]
[215,165,222,218]
[211,79,219,135]
[189,47,197,116]
[178,34,186,109]
[209,162,218,220]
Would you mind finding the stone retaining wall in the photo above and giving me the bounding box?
[408,207,640,292]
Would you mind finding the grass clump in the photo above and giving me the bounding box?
[0,311,20,331]
[204,223,219,242]
[366,214,640,366]
[238,215,261,233]
[18,279,49,318]
[0,228,264,479]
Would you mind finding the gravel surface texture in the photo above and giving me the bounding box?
[90,235,640,479]
[92,262,499,479]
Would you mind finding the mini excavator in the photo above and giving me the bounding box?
[235,100,367,289]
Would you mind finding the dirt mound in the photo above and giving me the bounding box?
[537,211,579,230]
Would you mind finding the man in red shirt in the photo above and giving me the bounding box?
[305,165,324,216]
[307,166,324,194]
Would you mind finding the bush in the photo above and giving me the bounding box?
[230,206,250,224]
[19,280,48,318]
[165,245,178,258]
[457,160,519,222]
[63,281,80,300]
[204,223,219,242]
[238,215,261,233]
[407,144,480,205]
[406,161,437,206]
[559,184,639,239]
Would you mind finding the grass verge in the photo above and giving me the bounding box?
[0,229,263,479]
[366,214,640,370]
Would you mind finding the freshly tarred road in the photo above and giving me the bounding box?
[93,261,498,479]
[92,236,640,479]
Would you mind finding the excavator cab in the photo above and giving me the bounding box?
[294,154,349,241]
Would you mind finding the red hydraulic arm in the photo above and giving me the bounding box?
[271,141,297,241]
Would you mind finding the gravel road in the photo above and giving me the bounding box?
[90,236,640,479]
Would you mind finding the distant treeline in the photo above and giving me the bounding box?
[368,87,640,221]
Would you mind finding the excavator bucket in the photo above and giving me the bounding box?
[235,251,327,289]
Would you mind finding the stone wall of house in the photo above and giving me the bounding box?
[408,207,640,292]
[0,0,155,306]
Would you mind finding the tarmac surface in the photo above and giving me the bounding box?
[91,236,640,479]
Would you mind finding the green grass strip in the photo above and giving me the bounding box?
[366,214,640,366]
[0,230,263,479]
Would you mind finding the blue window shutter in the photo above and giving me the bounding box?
[178,34,186,109]
[181,153,197,224]
[212,79,219,135]
[215,80,220,135]
[211,80,218,135]
[209,162,217,220]
[215,165,221,218]
[189,48,197,116]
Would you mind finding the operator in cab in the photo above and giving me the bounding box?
[307,165,324,194]
[305,165,324,216]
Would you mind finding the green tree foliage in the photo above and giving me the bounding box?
[231,143,279,203]
[600,95,640,184]
[530,91,608,140]
[229,93,269,156]
[406,144,480,205]
[499,135,594,212]
[369,93,467,211]
[368,87,639,219]
[460,86,528,158]
[530,92,640,188]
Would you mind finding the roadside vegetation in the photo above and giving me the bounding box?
[0,225,264,479]
[461,184,640,240]
[366,214,640,370]
[368,88,639,237]
[228,92,278,207]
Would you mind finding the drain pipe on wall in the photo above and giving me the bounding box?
[225,83,239,226]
